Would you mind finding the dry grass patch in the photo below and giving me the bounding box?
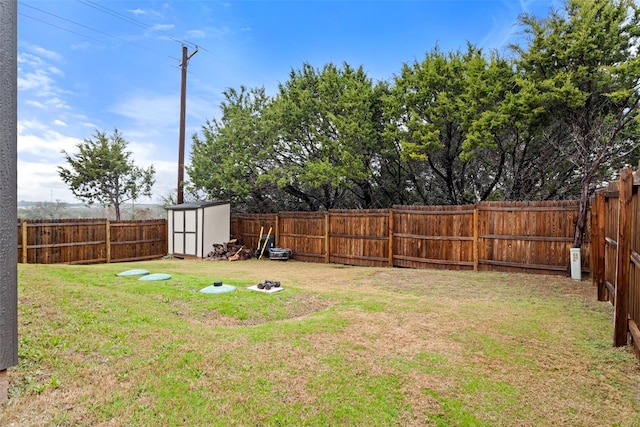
[2,259,640,426]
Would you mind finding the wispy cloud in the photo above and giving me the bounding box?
[71,41,92,50]
[186,29,206,38]
[54,119,67,127]
[18,159,75,202]
[128,8,147,16]
[128,7,163,19]
[30,45,64,62]
[480,0,561,51]
[109,92,179,126]
[152,23,175,31]
[25,100,46,109]
[18,45,72,108]
[18,119,81,157]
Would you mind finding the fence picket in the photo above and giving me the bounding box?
[17,218,167,265]
[231,201,586,275]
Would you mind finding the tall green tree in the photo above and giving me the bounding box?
[512,0,640,248]
[58,129,155,220]
[461,49,581,202]
[387,45,520,205]
[187,86,284,212]
[261,62,383,210]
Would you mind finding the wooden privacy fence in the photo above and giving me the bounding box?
[17,218,168,265]
[591,165,640,354]
[232,200,589,276]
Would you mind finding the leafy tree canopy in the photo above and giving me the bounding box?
[511,0,640,247]
[58,129,156,220]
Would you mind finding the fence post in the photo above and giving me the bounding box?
[21,219,27,264]
[473,205,479,272]
[593,192,606,301]
[106,220,111,263]
[614,168,633,347]
[388,209,394,267]
[275,214,280,248]
[324,212,330,264]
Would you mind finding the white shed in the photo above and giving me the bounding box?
[166,201,230,258]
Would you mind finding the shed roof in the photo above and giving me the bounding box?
[165,200,230,211]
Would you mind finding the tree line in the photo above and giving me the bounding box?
[186,0,640,247]
[57,0,639,245]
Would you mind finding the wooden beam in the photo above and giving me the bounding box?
[629,319,640,358]
[324,212,329,264]
[0,370,7,406]
[275,214,280,249]
[105,220,111,263]
[473,208,479,272]
[595,192,606,301]
[614,168,633,347]
[388,209,394,267]
[21,220,27,263]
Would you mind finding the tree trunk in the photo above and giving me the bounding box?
[573,177,591,249]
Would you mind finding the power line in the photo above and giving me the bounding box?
[21,0,271,89]
[76,0,209,53]
[19,2,180,62]
[20,12,107,47]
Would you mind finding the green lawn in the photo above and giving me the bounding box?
[2,259,640,426]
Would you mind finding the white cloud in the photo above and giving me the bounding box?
[53,119,67,127]
[18,69,55,93]
[18,45,72,111]
[127,7,163,19]
[25,100,45,109]
[153,24,175,31]
[109,92,180,126]
[48,66,63,76]
[45,97,71,110]
[150,159,180,202]
[30,45,63,62]
[18,159,75,203]
[71,41,92,50]
[18,119,81,158]
[18,52,46,67]
[186,29,206,38]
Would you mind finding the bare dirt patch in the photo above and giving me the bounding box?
[185,292,335,327]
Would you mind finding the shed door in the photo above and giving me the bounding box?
[172,209,198,256]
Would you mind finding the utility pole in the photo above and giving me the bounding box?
[0,0,18,406]
[177,44,198,205]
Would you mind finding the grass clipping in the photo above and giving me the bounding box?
[3,259,640,426]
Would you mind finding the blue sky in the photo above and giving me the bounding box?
[17,0,559,203]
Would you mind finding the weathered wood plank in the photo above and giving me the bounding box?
[614,168,633,347]
[0,370,7,406]
[595,191,607,301]
[479,234,573,242]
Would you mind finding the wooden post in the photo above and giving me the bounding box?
[21,219,27,264]
[591,193,599,289]
[594,192,606,301]
[105,220,111,263]
[324,212,330,264]
[275,214,280,248]
[0,370,7,405]
[473,206,479,272]
[614,168,633,347]
[388,209,394,267]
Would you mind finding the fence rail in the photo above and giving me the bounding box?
[17,218,168,265]
[231,200,590,276]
